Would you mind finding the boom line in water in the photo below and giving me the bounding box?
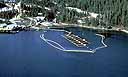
[40,34,65,51]
[40,34,94,53]
[40,30,108,53]
[93,34,108,52]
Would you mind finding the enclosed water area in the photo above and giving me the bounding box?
[0,27,128,76]
[40,28,107,53]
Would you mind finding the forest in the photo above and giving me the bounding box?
[3,0,128,29]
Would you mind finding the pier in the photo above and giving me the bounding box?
[0,28,19,34]
[64,31,90,47]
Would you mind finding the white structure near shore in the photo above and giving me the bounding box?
[0,23,18,31]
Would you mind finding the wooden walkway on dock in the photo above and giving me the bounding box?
[63,32,90,47]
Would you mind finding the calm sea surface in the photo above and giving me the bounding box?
[0,27,128,77]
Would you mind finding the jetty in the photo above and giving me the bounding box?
[0,28,19,34]
[64,31,90,47]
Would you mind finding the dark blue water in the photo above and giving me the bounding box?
[0,28,128,77]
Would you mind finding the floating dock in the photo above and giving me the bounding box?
[0,28,19,34]
[64,31,90,47]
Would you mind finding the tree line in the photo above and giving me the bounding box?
[15,0,128,28]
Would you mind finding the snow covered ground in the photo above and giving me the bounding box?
[89,12,99,18]
[66,7,99,18]
[0,7,13,12]
[66,7,87,14]
[45,7,51,11]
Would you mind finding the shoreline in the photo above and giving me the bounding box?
[46,22,128,35]
[1,21,128,35]
[80,25,128,34]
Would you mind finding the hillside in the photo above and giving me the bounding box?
[1,0,128,30]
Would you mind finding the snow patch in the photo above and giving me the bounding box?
[66,7,99,18]
[89,12,99,18]
[45,7,51,11]
[66,7,86,13]
[77,20,85,24]
[40,22,52,26]
[0,7,13,12]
